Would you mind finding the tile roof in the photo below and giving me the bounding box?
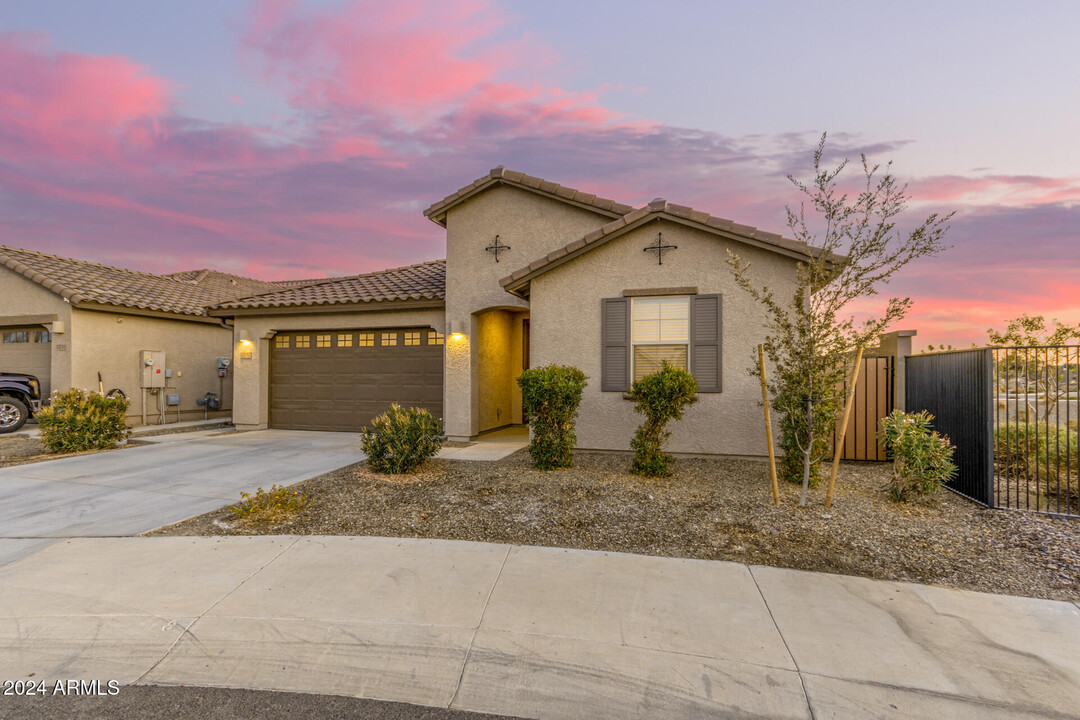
[162,269,284,300]
[423,166,635,226]
[499,198,816,294]
[210,260,446,311]
[0,246,232,316]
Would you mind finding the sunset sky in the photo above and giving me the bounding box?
[1,1,1077,349]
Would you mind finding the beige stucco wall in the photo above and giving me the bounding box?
[69,309,233,424]
[0,267,76,397]
[529,218,800,457]
[230,306,444,430]
[443,184,614,438]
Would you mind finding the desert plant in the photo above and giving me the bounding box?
[360,404,444,474]
[35,388,130,453]
[729,134,952,505]
[517,364,587,470]
[629,362,698,476]
[230,484,308,523]
[995,422,1079,510]
[878,410,957,502]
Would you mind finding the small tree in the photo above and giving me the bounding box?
[630,362,698,477]
[518,365,587,470]
[729,134,952,505]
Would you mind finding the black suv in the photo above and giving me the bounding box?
[0,373,42,433]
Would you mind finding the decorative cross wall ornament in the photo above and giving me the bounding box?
[485,235,511,262]
[643,232,678,265]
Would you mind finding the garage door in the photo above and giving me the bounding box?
[270,328,444,431]
[0,327,52,398]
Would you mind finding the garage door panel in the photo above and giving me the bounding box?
[270,328,444,431]
[0,327,52,398]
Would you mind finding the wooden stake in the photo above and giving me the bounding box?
[759,344,780,505]
[825,345,865,509]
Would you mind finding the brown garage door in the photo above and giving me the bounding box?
[0,327,52,398]
[270,328,444,431]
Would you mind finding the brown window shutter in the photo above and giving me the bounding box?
[690,294,722,392]
[601,298,630,392]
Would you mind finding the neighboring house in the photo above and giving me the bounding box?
[221,168,811,457]
[0,246,283,425]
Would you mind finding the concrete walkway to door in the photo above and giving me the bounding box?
[437,426,528,461]
[0,536,1077,719]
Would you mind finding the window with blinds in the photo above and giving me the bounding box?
[631,297,689,382]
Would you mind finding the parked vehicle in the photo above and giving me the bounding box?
[0,372,42,433]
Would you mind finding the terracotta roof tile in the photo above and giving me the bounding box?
[212,260,446,311]
[0,246,242,316]
[163,269,282,300]
[499,199,815,291]
[423,167,632,226]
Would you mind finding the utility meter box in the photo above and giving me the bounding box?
[140,350,166,389]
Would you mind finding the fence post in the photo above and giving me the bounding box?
[983,348,996,509]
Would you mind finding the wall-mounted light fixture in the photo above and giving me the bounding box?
[238,329,252,345]
[449,320,466,340]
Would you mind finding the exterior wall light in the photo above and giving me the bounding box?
[238,329,252,345]
[449,320,466,340]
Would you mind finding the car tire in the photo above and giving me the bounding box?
[0,396,29,434]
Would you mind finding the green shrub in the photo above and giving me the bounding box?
[518,364,587,470]
[35,388,130,453]
[360,404,444,474]
[629,362,698,477]
[878,410,957,502]
[995,423,1079,509]
[230,484,308,523]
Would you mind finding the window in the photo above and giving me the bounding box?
[295,335,311,348]
[316,334,332,348]
[358,332,374,347]
[275,335,289,349]
[35,330,51,343]
[631,297,689,382]
[337,333,353,347]
[3,331,29,344]
[428,331,444,346]
[381,332,398,346]
[403,331,420,346]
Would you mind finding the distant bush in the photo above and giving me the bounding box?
[878,410,957,502]
[629,362,698,477]
[361,404,444,474]
[518,365,587,470]
[35,388,130,453]
[230,484,308,524]
[995,423,1078,510]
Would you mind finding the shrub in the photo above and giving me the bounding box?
[995,423,1079,510]
[35,388,130,453]
[877,410,957,502]
[518,364,587,470]
[360,404,444,474]
[629,362,698,477]
[230,484,308,523]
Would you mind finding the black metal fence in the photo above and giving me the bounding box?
[993,346,1079,517]
[906,345,1080,518]
[906,348,995,505]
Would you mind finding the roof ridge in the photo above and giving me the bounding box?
[423,168,634,226]
[0,245,201,287]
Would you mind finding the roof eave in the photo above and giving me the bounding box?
[207,297,445,318]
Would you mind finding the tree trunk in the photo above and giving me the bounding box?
[800,397,813,506]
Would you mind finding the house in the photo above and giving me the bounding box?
[220,168,811,456]
[0,246,283,425]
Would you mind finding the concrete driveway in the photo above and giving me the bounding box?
[0,430,363,541]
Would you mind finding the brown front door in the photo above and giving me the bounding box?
[269,328,444,431]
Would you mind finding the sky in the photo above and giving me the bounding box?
[1,0,1077,349]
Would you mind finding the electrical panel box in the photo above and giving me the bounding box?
[140,350,166,389]
[165,394,180,406]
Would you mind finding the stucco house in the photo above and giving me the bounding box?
[0,246,282,425]
[220,168,810,457]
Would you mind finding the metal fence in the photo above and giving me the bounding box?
[993,346,1079,517]
[906,345,1080,518]
[906,348,995,506]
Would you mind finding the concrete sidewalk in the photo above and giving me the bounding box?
[0,537,1077,719]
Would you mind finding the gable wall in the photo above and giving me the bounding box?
[0,266,74,393]
[529,218,800,456]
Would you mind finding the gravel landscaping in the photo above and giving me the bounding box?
[150,450,1080,601]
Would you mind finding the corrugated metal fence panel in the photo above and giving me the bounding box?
[834,356,892,462]
[906,349,994,506]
